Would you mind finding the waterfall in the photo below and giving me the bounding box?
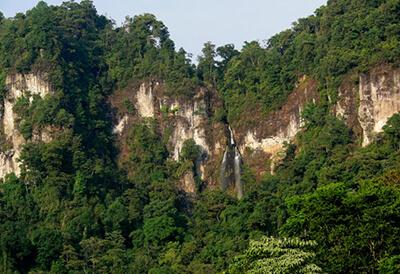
[220,148,229,190]
[228,126,235,145]
[234,147,243,199]
[220,126,243,199]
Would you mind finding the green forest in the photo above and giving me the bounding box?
[1,0,400,273]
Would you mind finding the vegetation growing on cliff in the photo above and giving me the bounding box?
[0,0,400,273]
[106,13,198,97]
[216,0,400,126]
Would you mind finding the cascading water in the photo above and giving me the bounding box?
[229,126,235,145]
[220,149,229,190]
[234,147,243,199]
[220,126,243,199]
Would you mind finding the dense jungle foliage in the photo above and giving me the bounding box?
[0,0,400,273]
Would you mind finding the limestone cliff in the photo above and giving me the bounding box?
[0,73,52,178]
[0,66,400,192]
[2,66,396,194]
[110,65,400,194]
[234,65,400,180]
[233,77,319,178]
[111,82,228,192]
[335,65,400,146]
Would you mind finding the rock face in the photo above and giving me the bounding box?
[234,77,319,177]
[335,65,400,146]
[0,73,52,178]
[136,83,155,118]
[112,66,400,193]
[2,66,398,194]
[179,171,197,194]
[111,82,228,192]
[236,66,400,179]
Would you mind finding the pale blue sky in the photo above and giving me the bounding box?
[0,0,327,58]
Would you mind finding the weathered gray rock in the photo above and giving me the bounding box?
[0,73,52,178]
[335,65,400,146]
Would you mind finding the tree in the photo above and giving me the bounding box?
[217,44,239,69]
[0,175,37,273]
[180,138,201,163]
[383,113,400,149]
[128,122,168,185]
[142,180,182,246]
[379,255,400,273]
[216,44,239,81]
[198,41,217,84]
[32,228,63,270]
[227,236,322,274]
[282,181,400,273]
[79,232,128,274]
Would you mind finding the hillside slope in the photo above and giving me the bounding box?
[0,0,400,273]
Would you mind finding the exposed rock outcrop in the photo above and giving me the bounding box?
[234,77,319,178]
[110,66,400,194]
[335,65,400,146]
[111,82,228,191]
[2,66,398,195]
[236,66,400,179]
[0,73,52,178]
[179,171,197,194]
[136,83,155,118]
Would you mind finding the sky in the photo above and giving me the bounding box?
[0,0,327,59]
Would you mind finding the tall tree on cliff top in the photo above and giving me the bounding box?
[198,41,217,85]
